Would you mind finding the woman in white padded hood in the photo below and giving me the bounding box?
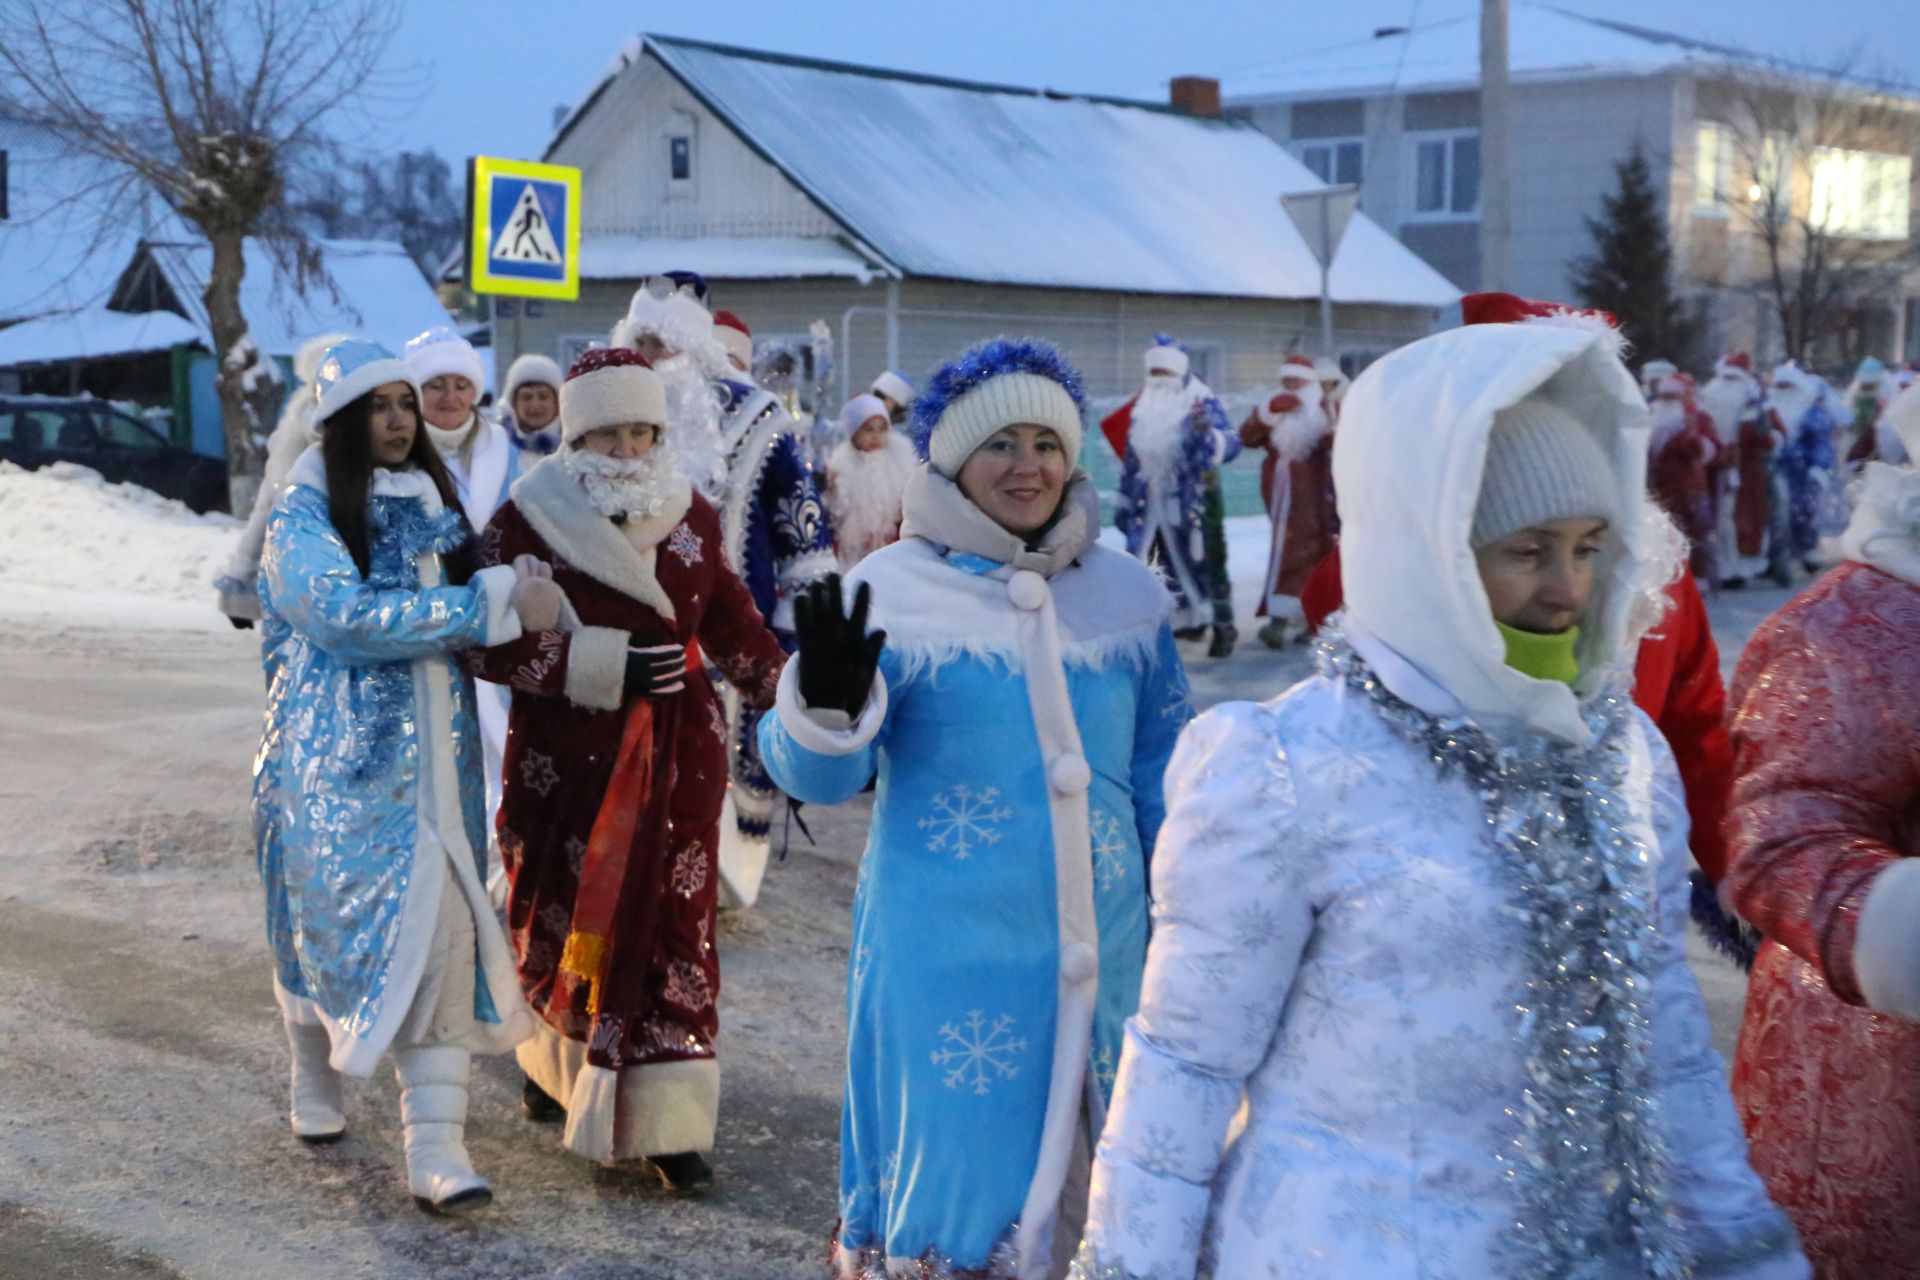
[1073,295,1805,1280]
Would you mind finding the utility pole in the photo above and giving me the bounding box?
[1480,0,1512,292]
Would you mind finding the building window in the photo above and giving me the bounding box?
[1299,138,1364,187]
[1410,132,1479,219]
[1694,122,1733,213]
[1811,146,1912,240]
[669,135,692,182]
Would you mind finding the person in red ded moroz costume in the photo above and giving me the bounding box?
[1722,388,1920,1279]
[465,347,788,1193]
[1238,353,1337,648]
[1302,293,1745,960]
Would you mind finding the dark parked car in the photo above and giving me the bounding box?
[0,395,229,513]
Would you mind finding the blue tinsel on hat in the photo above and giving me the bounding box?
[1152,332,1187,353]
[908,337,1086,461]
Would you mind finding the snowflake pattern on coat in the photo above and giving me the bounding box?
[931,1010,1029,1096]
[918,784,1013,859]
[666,522,703,568]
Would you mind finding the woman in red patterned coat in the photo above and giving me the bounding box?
[1725,397,1920,1277]
[467,349,786,1193]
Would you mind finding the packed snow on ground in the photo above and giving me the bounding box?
[0,461,239,631]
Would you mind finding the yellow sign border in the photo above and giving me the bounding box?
[468,156,581,300]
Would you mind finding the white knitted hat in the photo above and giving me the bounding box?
[925,371,1083,477]
[1471,397,1620,547]
[559,348,668,446]
[504,352,564,400]
[403,326,486,391]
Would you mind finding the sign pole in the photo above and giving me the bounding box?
[1318,197,1335,357]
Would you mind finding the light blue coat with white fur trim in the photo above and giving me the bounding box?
[759,497,1191,1276]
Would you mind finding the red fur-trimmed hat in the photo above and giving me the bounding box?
[1460,292,1624,356]
[713,309,752,369]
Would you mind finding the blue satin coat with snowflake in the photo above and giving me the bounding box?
[758,550,1191,1269]
[1774,398,1839,557]
[1113,393,1235,557]
[253,483,500,1041]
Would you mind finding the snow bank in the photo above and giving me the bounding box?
[0,462,239,630]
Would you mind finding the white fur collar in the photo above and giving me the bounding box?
[1841,463,1920,588]
[285,446,444,512]
[509,453,689,621]
[897,467,1100,579]
[434,412,512,531]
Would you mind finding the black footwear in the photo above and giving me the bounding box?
[521,1076,566,1124]
[1207,624,1237,659]
[646,1151,714,1194]
[1172,625,1207,641]
[1722,576,1747,590]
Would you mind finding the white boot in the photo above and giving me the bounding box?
[286,1019,346,1143]
[394,1044,491,1214]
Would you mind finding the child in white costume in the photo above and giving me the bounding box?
[1074,297,1806,1279]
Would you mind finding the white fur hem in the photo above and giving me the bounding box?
[473,564,523,647]
[1854,858,1920,1019]
[773,657,887,756]
[273,977,326,1027]
[562,625,630,712]
[521,1024,721,1160]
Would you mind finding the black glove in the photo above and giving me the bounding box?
[228,616,255,631]
[792,574,886,719]
[624,643,687,700]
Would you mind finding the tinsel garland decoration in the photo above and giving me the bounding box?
[1317,634,1688,1280]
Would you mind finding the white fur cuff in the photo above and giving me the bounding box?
[473,565,523,647]
[563,626,630,712]
[774,654,888,756]
[1853,857,1920,1019]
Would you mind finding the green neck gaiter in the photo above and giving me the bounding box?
[1497,621,1581,685]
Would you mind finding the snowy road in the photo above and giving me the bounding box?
[0,573,1792,1279]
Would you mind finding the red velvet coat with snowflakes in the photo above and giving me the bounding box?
[1726,560,1920,1280]
[466,485,785,1074]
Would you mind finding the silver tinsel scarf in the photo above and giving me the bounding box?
[1319,636,1688,1279]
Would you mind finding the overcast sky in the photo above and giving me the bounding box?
[372,0,1920,164]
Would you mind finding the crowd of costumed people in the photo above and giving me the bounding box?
[215,272,1920,1280]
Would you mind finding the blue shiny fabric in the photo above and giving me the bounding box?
[252,482,499,1043]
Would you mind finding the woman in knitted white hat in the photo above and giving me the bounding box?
[758,338,1192,1278]
[500,352,565,458]
[465,347,787,1194]
[254,338,549,1215]
[1074,305,1806,1279]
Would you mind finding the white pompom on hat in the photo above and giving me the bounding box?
[504,353,564,400]
[403,326,486,392]
[559,347,668,446]
[1471,396,1621,548]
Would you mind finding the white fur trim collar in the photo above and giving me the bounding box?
[285,447,445,513]
[509,453,691,622]
[1840,462,1920,589]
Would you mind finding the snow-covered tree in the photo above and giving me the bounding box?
[289,146,465,277]
[0,0,400,511]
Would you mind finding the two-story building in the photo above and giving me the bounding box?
[502,33,1458,410]
[1225,3,1920,366]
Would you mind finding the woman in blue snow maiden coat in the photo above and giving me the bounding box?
[759,338,1193,1279]
[253,339,549,1215]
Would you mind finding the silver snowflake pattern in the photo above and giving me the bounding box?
[520,750,560,797]
[663,959,712,1012]
[930,1010,1028,1095]
[918,784,1012,860]
[1091,1041,1119,1093]
[1090,806,1130,892]
[666,523,703,568]
[563,835,588,875]
[708,696,728,746]
[670,840,709,899]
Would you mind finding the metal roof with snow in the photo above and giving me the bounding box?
[1225,2,1915,103]
[549,35,1459,309]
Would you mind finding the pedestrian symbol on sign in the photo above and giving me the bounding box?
[493,183,562,265]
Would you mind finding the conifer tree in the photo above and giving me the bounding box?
[1572,142,1696,370]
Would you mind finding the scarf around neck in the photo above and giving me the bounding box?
[1497,621,1582,686]
[898,466,1100,577]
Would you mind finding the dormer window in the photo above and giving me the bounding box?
[670,136,691,182]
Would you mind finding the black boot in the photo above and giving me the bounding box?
[1207,623,1237,658]
[521,1075,566,1124]
[1172,625,1207,641]
[646,1151,714,1194]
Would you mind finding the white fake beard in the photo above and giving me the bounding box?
[652,352,729,498]
[1130,380,1192,475]
[563,446,679,520]
[1649,399,1687,450]
[1270,398,1330,461]
[1698,376,1753,444]
[1770,384,1817,430]
[828,434,918,540]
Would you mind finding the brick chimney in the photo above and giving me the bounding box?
[1170,76,1221,117]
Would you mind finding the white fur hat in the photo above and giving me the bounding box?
[870,370,915,407]
[1887,381,1920,461]
[403,326,486,392]
[294,331,353,385]
[1145,343,1189,377]
[560,348,667,446]
[312,338,419,425]
[504,353,564,400]
[841,393,891,433]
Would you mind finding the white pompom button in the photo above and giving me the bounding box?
[1060,941,1097,985]
[1006,570,1048,611]
[1049,753,1091,794]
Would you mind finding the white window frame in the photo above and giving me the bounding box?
[1405,129,1481,223]
[1810,145,1912,241]
[1297,137,1366,189]
[1693,121,1734,217]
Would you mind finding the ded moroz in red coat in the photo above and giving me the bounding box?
[1725,489,1920,1278]
[1239,391,1337,617]
[467,453,785,1163]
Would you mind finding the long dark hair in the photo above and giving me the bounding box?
[320,389,476,585]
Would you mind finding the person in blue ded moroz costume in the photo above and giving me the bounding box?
[253,338,546,1215]
[758,338,1192,1279]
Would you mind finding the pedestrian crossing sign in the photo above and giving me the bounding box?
[466,156,581,300]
